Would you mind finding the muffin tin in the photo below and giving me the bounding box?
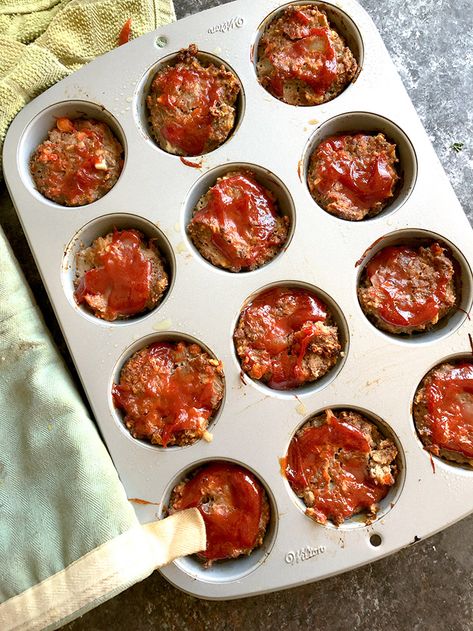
[3,0,473,600]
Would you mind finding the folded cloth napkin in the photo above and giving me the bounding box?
[0,0,175,177]
[0,2,207,630]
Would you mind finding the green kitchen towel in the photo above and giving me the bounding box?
[0,223,206,630]
[0,0,176,177]
[0,1,208,629]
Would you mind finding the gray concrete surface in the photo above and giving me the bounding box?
[1,0,472,629]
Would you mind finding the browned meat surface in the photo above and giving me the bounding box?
[308,133,400,221]
[30,117,123,206]
[187,170,289,272]
[358,243,457,334]
[147,44,240,156]
[256,5,357,106]
[112,341,224,447]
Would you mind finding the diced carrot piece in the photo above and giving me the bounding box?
[56,117,74,133]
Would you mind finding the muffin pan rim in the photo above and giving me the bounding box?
[3,0,473,600]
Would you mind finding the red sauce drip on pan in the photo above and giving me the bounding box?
[238,286,328,389]
[365,245,451,327]
[112,342,219,447]
[190,172,281,269]
[155,67,223,156]
[172,462,266,561]
[286,412,390,524]
[425,363,473,458]
[75,229,152,319]
[314,134,396,211]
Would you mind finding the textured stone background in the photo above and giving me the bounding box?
[1,0,472,629]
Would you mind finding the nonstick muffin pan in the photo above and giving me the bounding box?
[4,0,473,600]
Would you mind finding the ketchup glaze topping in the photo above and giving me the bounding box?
[112,341,223,447]
[286,410,395,525]
[262,9,338,98]
[170,462,268,562]
[235,286,335,390]
[312,134,397,211]
[75,229,155,320]
[364,244,454,328]
[189,171,287,271]
[32,118,122,206]
[422,362,473,460]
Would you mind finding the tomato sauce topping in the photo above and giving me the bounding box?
[424,363,473,459]
[190,172,284,269]
[365,245,453,327]
[286,412,391,524]
[36,119,114,206]
[154,66,225,156]
[237,286,329,389]
[172,462,267,561]
[313,134,396,211]
[75,229,153,319]
[264,10,338,97]
[112,342,221,447]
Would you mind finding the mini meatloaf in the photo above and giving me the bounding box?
[112,341,224,447]
[358,242,457,335]
[285,409,398,526]
[168,461,270,565]
[234,286,342,390]
[414,361,473,467]
[308,133,400,221]
[187,170,289,272]
[74,229,168,321]
[146,44,240,156]
[256,4,358,106]
[30,117,123,206]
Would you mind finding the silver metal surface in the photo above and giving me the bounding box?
[3,0,473,600]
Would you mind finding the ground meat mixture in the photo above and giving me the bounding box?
[285,409,398,526]
[234,286,342,390]
[168,462,270,565]
[256,5,358,106]
[187,170,289,272]
[308,133,400,221]
[30,117,123,206]
[112,341,224,447]
[146,44,240,156]
[74,229,168,321]
[358,243,457,335]
[414,361,473,467]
